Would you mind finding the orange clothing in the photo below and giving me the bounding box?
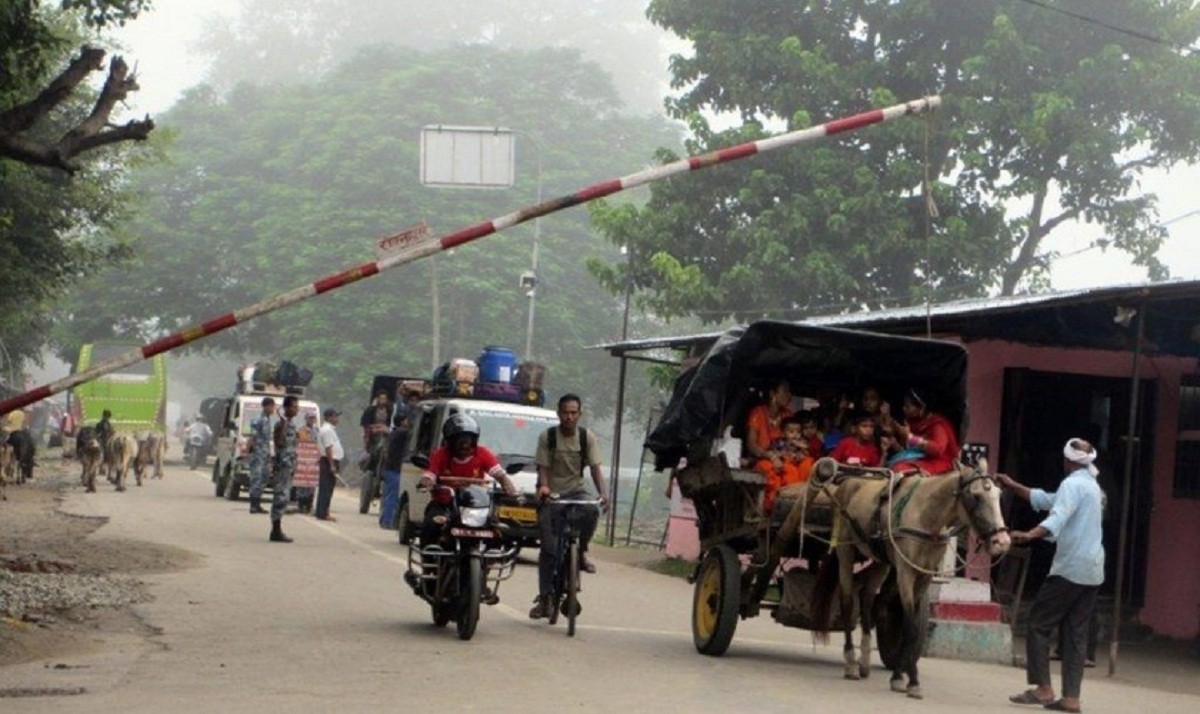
[746,404,794,453]
[757,453,813,512]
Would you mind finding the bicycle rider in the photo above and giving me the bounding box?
[528,393,608,620]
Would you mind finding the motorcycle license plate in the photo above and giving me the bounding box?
[450,528,496,539]
[497,505,537,523]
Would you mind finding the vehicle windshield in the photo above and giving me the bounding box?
[240,402,320,435]
[465,409,558,457]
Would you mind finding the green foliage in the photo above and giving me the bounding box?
[0,0,147,371]
[56,45,681,416]
[589,0,1200,323]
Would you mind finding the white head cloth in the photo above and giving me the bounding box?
[1063,439,1099,476]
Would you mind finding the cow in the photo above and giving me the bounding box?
[109,434,139,491]
[135,432,166,480]
[6,428,36,485]
[76,426,103,492]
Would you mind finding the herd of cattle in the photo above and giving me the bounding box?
[0,427,166,499]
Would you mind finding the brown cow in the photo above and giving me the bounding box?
[135,432,166,480]
[76,426,103,492]
[109,434,139,491]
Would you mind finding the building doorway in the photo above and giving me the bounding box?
[998,368,1155,607]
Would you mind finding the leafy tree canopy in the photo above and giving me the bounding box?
[0,0,154,374]
[55,45,681,416]
[589,0,1200,325]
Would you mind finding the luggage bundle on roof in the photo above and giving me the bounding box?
[238,359,313,396]
[425,347,547,406]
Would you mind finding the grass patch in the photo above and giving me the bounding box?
[642,557,696,580]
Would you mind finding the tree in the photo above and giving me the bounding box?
[589,0,1200,324]
[198,0,672,115]
[55,45,681,416]
[1,1,155,172]
[0,1,154,373]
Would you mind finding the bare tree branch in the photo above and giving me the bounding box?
[0,46,106,134]
[0,46,154,174]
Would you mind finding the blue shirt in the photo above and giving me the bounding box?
[1030,468,1105,586]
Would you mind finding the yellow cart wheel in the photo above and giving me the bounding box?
[692,544,740,656]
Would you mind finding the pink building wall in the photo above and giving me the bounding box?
[965,340,1200,640]
[663,338,1200,639]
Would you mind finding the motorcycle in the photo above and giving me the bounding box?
[403,456,523,641]
[185,432,210,470]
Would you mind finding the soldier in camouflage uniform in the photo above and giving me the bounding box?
[247,396,277,515]
[269,395,300,543]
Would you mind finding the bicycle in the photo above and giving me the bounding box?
[544,495,601,637]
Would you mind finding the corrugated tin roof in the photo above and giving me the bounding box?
[596,278,1200,354]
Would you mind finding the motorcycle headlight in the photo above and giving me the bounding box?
[460,507,490,528]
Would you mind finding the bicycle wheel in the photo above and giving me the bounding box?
[567,540,580,637]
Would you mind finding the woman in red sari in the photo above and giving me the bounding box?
[889,389,960,474]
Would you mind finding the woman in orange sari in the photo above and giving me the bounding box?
[745,379,795,510]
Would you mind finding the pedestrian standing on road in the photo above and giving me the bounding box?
[95,409,114,476]
[293,412,320,514]
[1000,438,1105,714]
[379,410,410,529]
[247,397,277,514]
[269,396,300,543]
[529,393,608,620]
[314,408,344,522]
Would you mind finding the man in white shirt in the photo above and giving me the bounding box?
[314,408,345,522]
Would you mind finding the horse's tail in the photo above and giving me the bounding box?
[809,549,841,645]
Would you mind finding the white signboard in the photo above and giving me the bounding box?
[375,222,430,260]
[420,125,515,188]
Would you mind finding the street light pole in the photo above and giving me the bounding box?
[523,139,543,360]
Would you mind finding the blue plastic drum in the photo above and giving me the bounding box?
[477,346,518,384]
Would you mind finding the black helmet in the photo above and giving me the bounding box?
[442,413,480,446]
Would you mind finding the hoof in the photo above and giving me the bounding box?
[859,665,871,679]
[907,686,923,700]
[843,672,860,681]
[890,678,906,693]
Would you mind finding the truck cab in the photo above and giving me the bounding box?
[397,397,558,549]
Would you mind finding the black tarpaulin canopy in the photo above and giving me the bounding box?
[645,321,968,470]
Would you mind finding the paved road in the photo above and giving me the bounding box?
[3,461,1196,713]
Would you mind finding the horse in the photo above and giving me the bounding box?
[811,462,1011,699]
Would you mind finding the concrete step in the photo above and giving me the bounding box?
[930,600,1003,623]
[924,620,1013,666]
[929,577,991,603]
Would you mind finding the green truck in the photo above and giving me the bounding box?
[72,343,167,433]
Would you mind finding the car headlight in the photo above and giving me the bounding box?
[460,507,490,528]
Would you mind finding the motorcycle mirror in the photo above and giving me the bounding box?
[504,461,528,475]
[410,454,430,470]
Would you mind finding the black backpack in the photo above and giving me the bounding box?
[546,426,589,476]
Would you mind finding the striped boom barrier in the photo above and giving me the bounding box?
[0,95,941,416]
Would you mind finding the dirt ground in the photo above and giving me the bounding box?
[0,452,202,668]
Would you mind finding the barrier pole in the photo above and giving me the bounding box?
[0,95,942,415]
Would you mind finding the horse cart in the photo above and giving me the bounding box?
[648,322,1007,693]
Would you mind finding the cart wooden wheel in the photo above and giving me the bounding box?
[692,545,741,656]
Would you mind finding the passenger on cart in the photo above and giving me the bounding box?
[883,388,960,474]
[758,416,814,512]
[828,411,884,467]
[745,379,794,469]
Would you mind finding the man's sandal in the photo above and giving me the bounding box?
[1043,701,1081,713]
[1010,690,1053,706]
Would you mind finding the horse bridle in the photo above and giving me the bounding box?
[957,469,1010,543]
